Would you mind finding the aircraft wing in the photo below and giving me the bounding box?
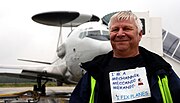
[0,65,67,83]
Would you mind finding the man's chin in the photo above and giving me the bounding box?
[115,46,129,52]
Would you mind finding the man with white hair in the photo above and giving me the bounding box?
[70,10,180,103]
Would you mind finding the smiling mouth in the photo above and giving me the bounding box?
[114,39,129,42]
[114,36,130,42]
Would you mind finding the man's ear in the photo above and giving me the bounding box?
[138,30,143,41]
[139,30,143,37]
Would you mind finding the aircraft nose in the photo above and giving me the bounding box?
[99,42,112,54]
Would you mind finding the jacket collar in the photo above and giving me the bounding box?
[81,46,171,76]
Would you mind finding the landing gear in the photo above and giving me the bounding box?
[33,77,48,96]
[57,80,63,86]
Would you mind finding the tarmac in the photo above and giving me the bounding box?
[0,86,75,103]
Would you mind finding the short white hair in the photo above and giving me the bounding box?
[108,10,143,33]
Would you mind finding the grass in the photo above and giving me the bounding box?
[0,82,76,87]
[0,82,57,87]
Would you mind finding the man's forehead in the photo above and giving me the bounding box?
[112,19,136,26]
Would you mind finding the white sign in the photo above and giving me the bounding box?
[109,67,151,102]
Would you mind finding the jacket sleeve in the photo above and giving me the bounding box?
[69,72,91,103]
[168,68,180,103]
[150,67,180,103]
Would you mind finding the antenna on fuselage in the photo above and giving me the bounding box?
[32,11,100,50]
[57,24,62,49]
[32,11,78,50]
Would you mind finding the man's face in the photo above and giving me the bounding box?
[109,19,142,55]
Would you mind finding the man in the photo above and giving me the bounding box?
[70,11,180,103]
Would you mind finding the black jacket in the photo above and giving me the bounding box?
[70,46,180,103]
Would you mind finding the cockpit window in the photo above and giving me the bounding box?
[79,31,87,39]
[102,30,109,35]
[87,30,110,41]
[87,30,101,36]
[79,30,110,41]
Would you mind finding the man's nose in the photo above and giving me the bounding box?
[117,28,125,36]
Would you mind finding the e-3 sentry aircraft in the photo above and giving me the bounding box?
[0,11,112,95]
[0,11,180,96]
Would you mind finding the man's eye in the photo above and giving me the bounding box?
[111,28,119,32]
[123,27,133,31]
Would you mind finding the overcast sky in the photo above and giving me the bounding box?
[0,0,180,65]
